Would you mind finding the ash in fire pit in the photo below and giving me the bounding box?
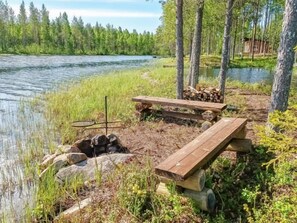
[73,134,129,157]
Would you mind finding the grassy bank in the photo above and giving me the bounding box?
[45,56,279,143]
[23,57,297,222]
[163,55,277,70]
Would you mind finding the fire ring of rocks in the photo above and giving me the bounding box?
[39,133,132,183]
[74,133,130,158]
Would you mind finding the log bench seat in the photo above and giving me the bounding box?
[132,96,227,122]
[155,118,248,181]
[155,118,250,212]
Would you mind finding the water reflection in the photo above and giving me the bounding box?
[199,67,274,84]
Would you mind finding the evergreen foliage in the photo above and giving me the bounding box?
[0,1,155,55]
[156,0,285,56]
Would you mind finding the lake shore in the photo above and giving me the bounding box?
[21,57,296,222]
[2,56,296,222]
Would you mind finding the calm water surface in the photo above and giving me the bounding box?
[199,67,274,84]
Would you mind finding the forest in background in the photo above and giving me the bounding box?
[156,0,285,57]
[0,1,155,55]
[0,0,285,56]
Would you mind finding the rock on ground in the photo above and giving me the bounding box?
[55,197,92,221]
[55,153,135,183]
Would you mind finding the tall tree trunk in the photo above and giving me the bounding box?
[270,0,297,112]
[232,18,238,60]
[251,0,260,61]
[176,0,184,99]
[188,0,204,88]
[266,1,272,54]
[218,0,234,102]
[240,7,245,59]
[189,32,193,61]
[207,29,211,55]
[260,0,269,55]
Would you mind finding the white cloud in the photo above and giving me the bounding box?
[49,8,161,19]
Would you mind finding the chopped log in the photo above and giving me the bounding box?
[183,86,223,103]
[234,126,247,139]
[183,188,216,212]
[160,169,205,192]
[201,110,217,121]
[225,138,252,152]
[135,102,152,112]
[156,182,171,196]
[159,110,203,121]
[201,121,212,132]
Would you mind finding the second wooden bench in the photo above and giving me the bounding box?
[132,96,227,122]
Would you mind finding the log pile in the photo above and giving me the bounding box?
[183,86,223,103]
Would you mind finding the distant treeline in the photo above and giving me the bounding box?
[0,1,156,55]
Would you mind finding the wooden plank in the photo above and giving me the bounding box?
[161,110,203,120]
[132,96,227,112]
[155,118,247,180]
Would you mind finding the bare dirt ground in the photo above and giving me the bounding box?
[115,90,271,167]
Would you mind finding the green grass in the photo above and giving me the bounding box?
[22,57,296,222]
[44,62,177,142]
[199,55,277,70]
[44,57,279,143]
[230,56,277,70]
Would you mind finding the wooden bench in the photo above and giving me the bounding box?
[155,118,248,181]
[132,96,227,122]
[155,118,251,211]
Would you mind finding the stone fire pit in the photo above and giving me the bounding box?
[39,133,133,183]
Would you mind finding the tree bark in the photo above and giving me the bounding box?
[207,29,211,55]
[176,0,184,99]
[218,0,234,102]
[232,18,238,60]
[251,0,260,60]
[240,6,245,59]
[260,0,269,55]
[188,0,204,88]
[160,169,205,192]
[183,188,216,212]
[270,0,297,112]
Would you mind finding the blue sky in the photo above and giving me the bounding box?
[8,0,163,33]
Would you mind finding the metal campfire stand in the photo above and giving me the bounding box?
[71,96,122,134]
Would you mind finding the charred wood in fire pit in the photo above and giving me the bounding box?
[91,134,109,147]
[73,138,93,157]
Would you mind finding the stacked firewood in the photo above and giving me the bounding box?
[183,86,223,103]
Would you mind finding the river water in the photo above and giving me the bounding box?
[0,55,273,220]
[0,55,152,152]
